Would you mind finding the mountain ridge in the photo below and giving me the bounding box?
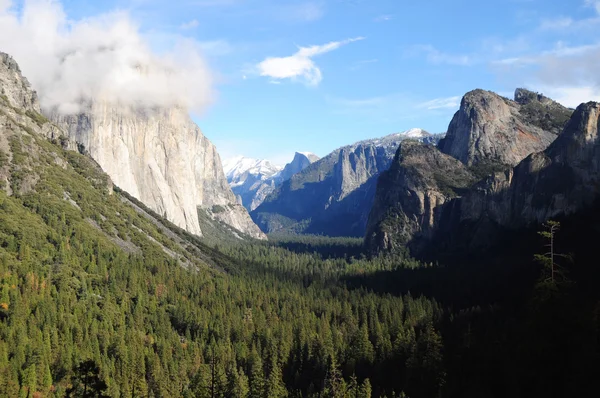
[251,128,442,236]
[365,88,594,255]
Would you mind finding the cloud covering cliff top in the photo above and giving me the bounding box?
[0,0,213,115]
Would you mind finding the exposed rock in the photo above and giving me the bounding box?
[0,51,264,240]
[224,157,283,211]
[439,88,572,167]
[278,152,320,182]
[367,96,600,255]
[0,53,39,113]
[224,153,320,212]
[48,102,266,240]
[252,129,441,237]
[365,141,475,251]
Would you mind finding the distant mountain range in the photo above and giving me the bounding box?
[250,128,443,237]
[223,152,320,211]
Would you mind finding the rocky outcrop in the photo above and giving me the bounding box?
[367,91,599,255]
[252,129,441,237]
[365,141,475,251]
[48,102,266,240]
[279,152,320,182]
[439,88,572,167]
[0,53,38,113]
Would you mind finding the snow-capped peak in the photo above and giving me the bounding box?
[396,128,430,138]
[223,156,283,183]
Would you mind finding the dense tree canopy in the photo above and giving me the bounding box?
[0,127,599,397]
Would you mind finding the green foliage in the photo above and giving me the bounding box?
[0,150,7,168]
[211,204,226,214]
[66,360,109,397]
[0,103,598,398]
[25,110,49,127]
[520,100,573,134]
[468,160,509,181]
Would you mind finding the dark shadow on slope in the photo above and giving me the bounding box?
[346,199,600,308]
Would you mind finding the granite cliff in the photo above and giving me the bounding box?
[438,88,571,167]
[366,88,595,255]
[1,51,265,240]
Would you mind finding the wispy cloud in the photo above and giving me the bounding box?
[179,19,199,30]
[275,1,325,22]
[538,17,574,30]
[492,42,600,67]
[256,37,365,85]
[408,44,473,66]
[349,58,378,70]
[417,96,461,110]
[326,93,460,122]
[491,39,600,107]
[537,1,600,31]
[374,14,393,22]
[586,0,600,14]
[537,85,600,108]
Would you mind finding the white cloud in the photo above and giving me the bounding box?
[539,17,574,30]
[410,45,473,66]
[179,19,199,30]
[417,96,461,110]
[0,0,214,115]
[492,40,600,107]
[586,0,600,14]
[256,37,364,85]
[537,85,600,108]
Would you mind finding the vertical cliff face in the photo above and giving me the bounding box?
[439,89,572,167]
[48,102,266,240]
[507,101,600,224]
[365,141,475,251]
[367,92,600,255]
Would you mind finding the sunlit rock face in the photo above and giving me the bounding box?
[49,102,266,239]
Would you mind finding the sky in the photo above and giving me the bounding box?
[2,0,600,165]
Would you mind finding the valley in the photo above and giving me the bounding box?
[1,0,600,395]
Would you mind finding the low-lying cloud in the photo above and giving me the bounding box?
[0,0,213,115]
[256,37,364,86]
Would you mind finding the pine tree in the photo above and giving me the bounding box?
[265,354,287,398]
[323,355,346,398]
[534,220,571,289]
[248,349,264,398]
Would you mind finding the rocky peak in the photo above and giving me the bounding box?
[0,52,40,113]
[438,88,572,167]
[279,152,320,182]
[546,101,600,162]
[514,88,555,106]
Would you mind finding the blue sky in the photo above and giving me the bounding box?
[13,0,600,164]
